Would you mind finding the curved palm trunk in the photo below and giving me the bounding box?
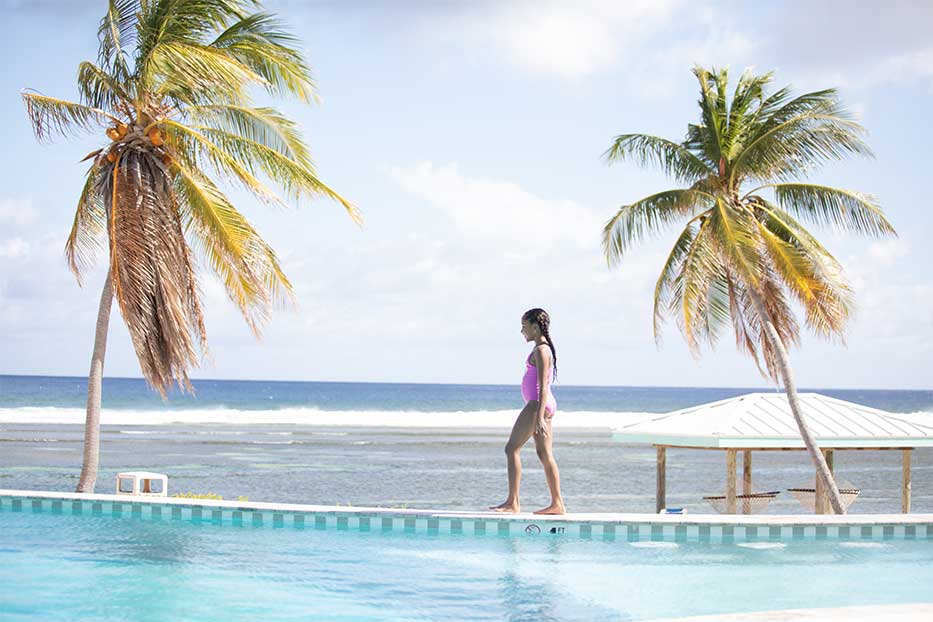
[747,289,846,514]
[75,269,114,493]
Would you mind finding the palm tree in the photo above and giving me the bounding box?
[602,66,895,514]
[22,0,360,493]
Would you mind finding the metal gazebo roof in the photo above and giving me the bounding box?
[612,392,933,449]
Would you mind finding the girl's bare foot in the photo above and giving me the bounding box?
[489,501,520,513]
[533,502,565,515]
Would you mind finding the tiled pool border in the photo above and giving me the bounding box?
[2,489,932,543]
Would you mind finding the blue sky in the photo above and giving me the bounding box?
[0,0,931,389]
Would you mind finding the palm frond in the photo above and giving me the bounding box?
[707,197,762,287]
[211,12,317,103]
[765,183,895,237]
[652,221,699,342]
[603,134,712,183]
[97,0,137,81]
[602,189,707,267]
[195,125,361,222]
[669,219,724,353]
[187,104,311,161]
[691,66,727,163]
[724,274,765,375]
[757,216,853,339]
[143,41,267,104]
[65,165,107,283]
[162,119,284,205]
[102,150,206,397]
[731,102,872,183]
[77,61,133,113]
[173,160,293,335]
[21,91,119,141]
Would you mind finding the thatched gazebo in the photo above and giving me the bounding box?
[612,393,933,514]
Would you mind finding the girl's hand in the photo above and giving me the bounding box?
[535,416,549,438]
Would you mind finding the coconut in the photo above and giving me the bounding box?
[106,127,120,141]
[106,151,117,163]
[148,128,164,147]
[116,123,129,138]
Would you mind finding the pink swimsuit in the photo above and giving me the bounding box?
[521,350,556,415]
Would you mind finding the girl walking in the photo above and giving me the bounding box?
[490,308,565,515]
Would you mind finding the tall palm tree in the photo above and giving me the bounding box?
[602,66,895,514]
[22,0,360,493]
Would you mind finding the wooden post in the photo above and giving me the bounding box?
[726,449,737,514]
[902,449,912,514]
[656,446,667,513]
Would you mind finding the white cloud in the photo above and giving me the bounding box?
[867,239,909,268]
[0,197,37,227]
[0,237,30,259]
[388,161,601,249]
[426,0,688,81]
[479,0,679,80]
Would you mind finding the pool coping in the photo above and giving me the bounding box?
[3,489,933,542]
[640,603,933,621]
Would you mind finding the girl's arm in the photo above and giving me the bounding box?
[534,344,552,436]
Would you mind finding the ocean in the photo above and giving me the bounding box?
[1,375,931,514]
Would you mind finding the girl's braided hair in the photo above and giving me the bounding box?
[522,308,557,376]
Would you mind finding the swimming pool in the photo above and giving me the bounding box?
[2,494,932,621]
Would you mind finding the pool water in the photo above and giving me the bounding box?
[1,510,932,621]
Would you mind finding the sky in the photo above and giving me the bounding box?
[0,0,931,389]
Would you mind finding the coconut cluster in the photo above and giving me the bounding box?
[101,121,170,165]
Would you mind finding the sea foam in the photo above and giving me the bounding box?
[0,406,655,428]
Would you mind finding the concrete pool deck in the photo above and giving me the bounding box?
[3,489,933,543]
[642,603,933,621]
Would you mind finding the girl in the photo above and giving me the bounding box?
[490,308,566,515]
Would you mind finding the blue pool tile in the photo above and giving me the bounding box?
[451,519,463,534]
[252,513,264,527]
[404,517,416,533]
[427,518,439,534]
[497,522,510,536]
[358,516,370,532]
[674,525,687,542]
[602,524,616,541]
[336,516,348,531]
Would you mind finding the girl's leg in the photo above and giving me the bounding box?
[490,402,538,513]
[533,411,566,515]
